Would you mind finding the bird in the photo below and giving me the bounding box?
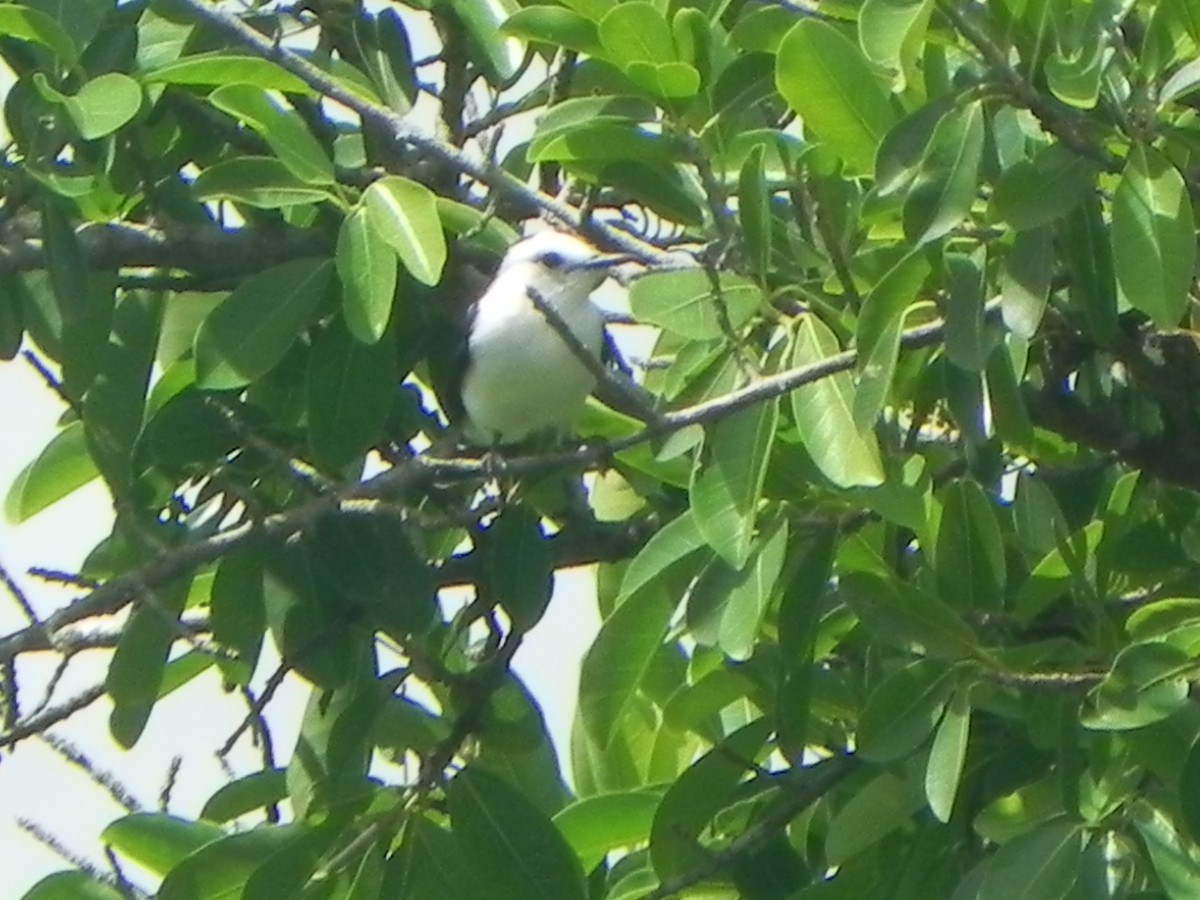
[453,230,633,446]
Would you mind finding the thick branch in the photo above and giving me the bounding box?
[0,220,328,279]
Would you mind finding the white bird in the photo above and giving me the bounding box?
[457,231,632,445]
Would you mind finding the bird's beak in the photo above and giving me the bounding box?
[575,253,637,271]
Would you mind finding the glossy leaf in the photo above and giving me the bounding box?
[690,399,778,568]
[580,583,674,749]
[336,206,397,344]
[1112,145,1195,329]
[903,101,985,245]
[146,52,313,93]
[1000,227,1053,339]
[1082,641,1191,730]
[0,4,76,61]
[61,72,142,139]
[792,314,884,488]
[209,85,335,185]
[553,790,661,871]
[447,0,524,83]
[925,690,971,823]
[192,157,336,208]
[859,0,932,90]
[22,872,125,900]
[103,813,226,877]
[776,19,894,174]
[503,7,600,54]
[5,420,100,523]
[629,270,761,340]
[200,769,288,824]
[363,176,446,286]
[195,258,332,390]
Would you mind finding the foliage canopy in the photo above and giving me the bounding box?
[6,0,1200,898]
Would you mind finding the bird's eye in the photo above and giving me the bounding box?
[540,251,567,269]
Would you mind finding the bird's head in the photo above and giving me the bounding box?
[499,231,634,296]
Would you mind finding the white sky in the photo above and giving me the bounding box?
[0,354,601,896]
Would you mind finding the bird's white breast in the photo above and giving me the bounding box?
[462,264,606,444]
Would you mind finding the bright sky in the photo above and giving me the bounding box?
[0,354,601,896]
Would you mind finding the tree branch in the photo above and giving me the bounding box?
[171,0,670,263]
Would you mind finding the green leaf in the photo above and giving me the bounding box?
[337,207,398,344]
[625,60,701,99]
[935,479,1006,610]
[616,510,707,604]
[859,0,932,91]
[41,198,88,325]
[977,819,1082,900]
[854,251,930,430]
[192,157,336,209]
[5,420,100,523]
[1000,227,1053,339]
[840,571,980,659]
[306,319,395,468]
[1081,641,1191,730]
[650,718,773,880]
[690,399,778,568]
[103,813,226,877]
[1112,144,1195,329]
[478,507,554,631]
[447,0,524,83]
[209,85,335,185]
[157,825,311,900]
[857,658,954,762]
[22,872,125,900]
[553,790,662,872]
[195,258,333,390]
[991,143,1094,230]
[200,769,288,824]
[1061,191,1117,343]
[792,314,884,488]
[1134,803,1200,900]
[60,72,142,140]
[352,9,417,114]
[528,122,676,163]
[717,517,788,659]
[738,144,771,283]
[381,815,481,899]
[83,291,161,496]
[598,2,676,67]
[0,4,76,62]
[309,516,435,637]
[580,583,674,749]
[776,19,895,174]
[363,176,446,286]
[146,52,313,93]
[502,7,600,54]
[106,576,192,747]
[210,550,266,684]
[903,101,985,245]
[448,767,587,900]
[925,690,971,823]
[826,772,922,866]
[630,270,761,341]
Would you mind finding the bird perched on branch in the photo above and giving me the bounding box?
[452,230,634,445]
